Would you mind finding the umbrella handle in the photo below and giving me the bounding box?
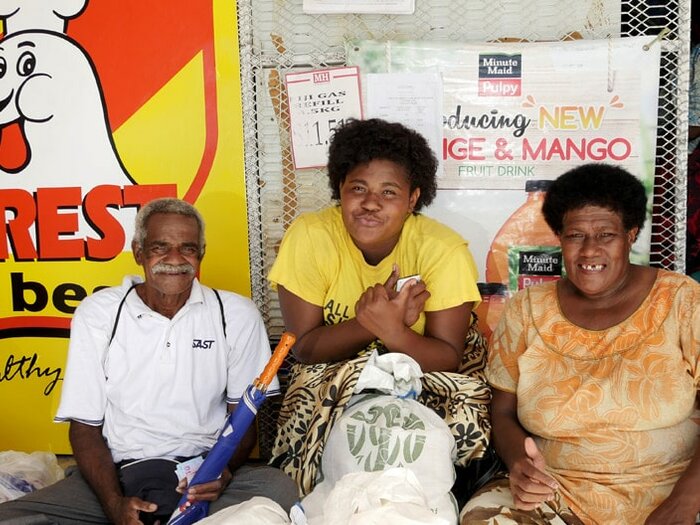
[256,331,296,388]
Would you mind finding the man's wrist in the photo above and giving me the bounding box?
[102,492,126,522]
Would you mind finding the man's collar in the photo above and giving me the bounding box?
[187,278,204,305]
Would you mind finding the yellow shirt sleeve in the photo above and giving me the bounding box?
[268,212,333,307]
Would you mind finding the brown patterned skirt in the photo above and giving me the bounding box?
[269,319,492,496]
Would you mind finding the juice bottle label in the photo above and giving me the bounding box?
[507,245,562,292]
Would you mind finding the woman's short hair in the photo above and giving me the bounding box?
[326,118,438,212]
[542,163,647,235]
[133,197,206,257]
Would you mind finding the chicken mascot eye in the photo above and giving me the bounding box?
[0,57,6,78]
[17,51,36,76]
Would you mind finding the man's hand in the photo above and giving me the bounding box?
[176,466,233,503]
[508,437,559,511]
[70,422,158,525]
[106,495,157,525]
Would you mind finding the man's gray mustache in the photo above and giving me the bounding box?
[152,263,195,275]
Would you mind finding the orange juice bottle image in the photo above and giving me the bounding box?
[475,282,508,343]
[485,180,562,293]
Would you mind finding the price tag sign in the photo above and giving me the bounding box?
[286,66,363,169]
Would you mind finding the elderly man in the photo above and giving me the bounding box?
[0,198,298,524]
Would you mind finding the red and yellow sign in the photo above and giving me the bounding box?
[0,1,249,452]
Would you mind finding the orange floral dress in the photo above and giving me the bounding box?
[487,270,700,525]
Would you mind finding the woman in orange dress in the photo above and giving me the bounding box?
[461,163,700,525]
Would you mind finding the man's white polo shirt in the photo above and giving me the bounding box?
[55,276,279,463]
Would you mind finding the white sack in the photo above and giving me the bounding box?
[311,353,458,523]
[198,496,291,525]
[322,390,457,503]
[296,468,454,525]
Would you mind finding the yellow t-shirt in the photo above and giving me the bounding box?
[268,206,480,334]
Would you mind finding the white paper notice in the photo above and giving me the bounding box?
[366,72,444,169]
[286,67,363,169]
[303,0,414,14]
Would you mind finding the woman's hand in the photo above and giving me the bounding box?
[645,495,699,525]
[645,438,700,524]
[355,283,406,339]
[176,466,233,503]
[401,279,429,326]
[276,285,378,363]
[491,390,559,512]
[382,265,430,327]
[356,278,430,340]
[508,437,559,511]
[644,449,700,525]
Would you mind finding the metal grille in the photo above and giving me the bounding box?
[238,0,690,461]
[239,0,691,344]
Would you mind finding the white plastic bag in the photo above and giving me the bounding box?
[0,451,65,503]
[198,496,291,525]
[353,349,423,397]
[295,468,453,525]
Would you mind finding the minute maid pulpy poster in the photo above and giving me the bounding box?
[0,1,250,452]
[349,37,660,284]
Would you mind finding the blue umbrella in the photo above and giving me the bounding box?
[167,332,296,525]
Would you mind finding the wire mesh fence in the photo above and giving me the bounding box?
[241,0,689,336]
[238,0,691,459]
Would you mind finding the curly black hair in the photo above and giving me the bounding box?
[542,163,647,235]
[326,118,437,212]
